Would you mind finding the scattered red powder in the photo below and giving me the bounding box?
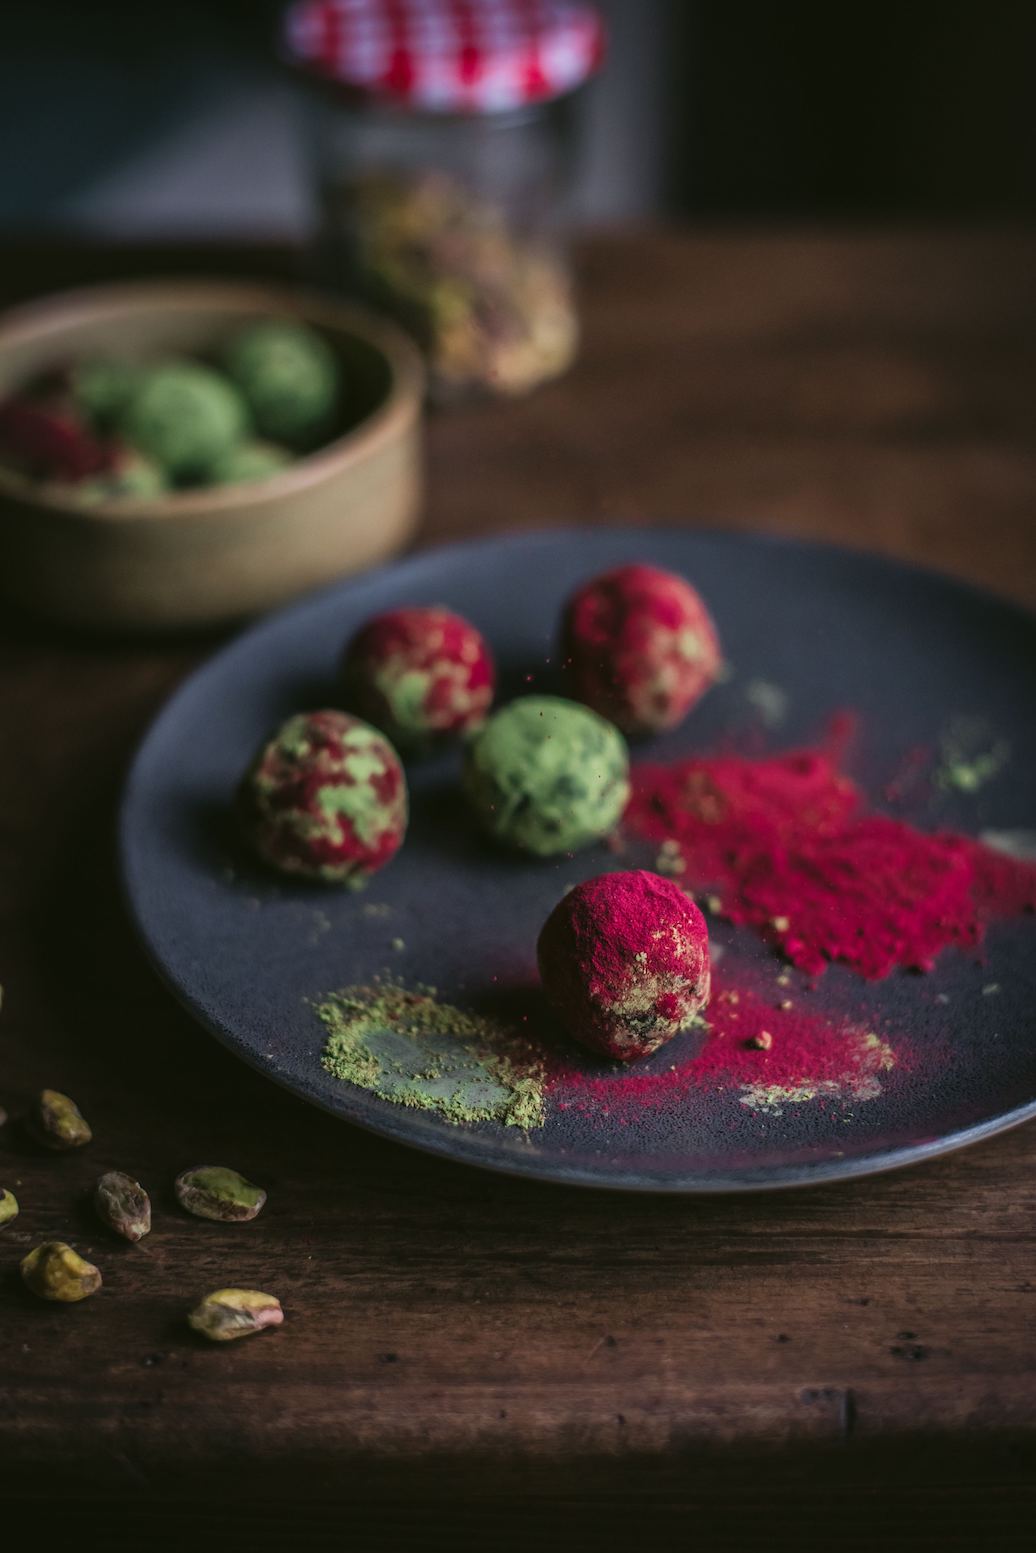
[624,747,1036,979]
[549,970,900,1118]
[881,743,933,806]
[967,842,1036,919]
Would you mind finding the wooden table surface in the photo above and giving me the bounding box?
[2,230,1035,1549]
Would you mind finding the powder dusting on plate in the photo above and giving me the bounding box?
[316,969,908,1132]
[317,981,547,1129]
[623,745,1036,978]
[935,718,1009,794]
[549,972,900,1122]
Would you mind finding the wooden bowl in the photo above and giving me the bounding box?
[0,280,425,630]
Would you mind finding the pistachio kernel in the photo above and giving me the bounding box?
[175,1166,266,1223]
[188,1288,283,1343]
[32,1089,93,1150]
[94,1171,151,1242]
[21,1241,102,1302]
[0,1188,18,1228]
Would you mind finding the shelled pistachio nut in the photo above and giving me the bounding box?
[94,1171,151,1242]
[0,1188,18,1228]
[188,1288,283,1342]
[175,1166,266,1222]
[32,1089,92,1150]
[21,1241,102,1302]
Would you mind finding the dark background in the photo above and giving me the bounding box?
[1,1,1033,239]
[674,3,1036,218]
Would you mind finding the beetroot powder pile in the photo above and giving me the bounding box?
[624,747,1036,979]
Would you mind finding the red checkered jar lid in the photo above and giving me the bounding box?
[284,0,605,113]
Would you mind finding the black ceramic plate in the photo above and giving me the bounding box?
[121,530,1036,1192]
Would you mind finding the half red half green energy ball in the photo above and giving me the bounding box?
[342,606,495,751]
[538,870,711,1061]
[240,709,407,886]
[563,563,721,736]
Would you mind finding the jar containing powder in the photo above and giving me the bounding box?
[284,0,605,402]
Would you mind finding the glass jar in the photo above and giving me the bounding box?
[284,1,605,402]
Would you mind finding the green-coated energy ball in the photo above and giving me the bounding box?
[463,696,630,856]
[71,356,139,428]
[122,360,249,479]
[208,439,293,486]
[223,321,340,447]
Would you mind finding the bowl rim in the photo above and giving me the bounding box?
[0,278,425,524]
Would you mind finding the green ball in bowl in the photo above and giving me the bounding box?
[208,440,293,486]
[71,357,139,428]
[122,360,249,480]
[223,321,340,448]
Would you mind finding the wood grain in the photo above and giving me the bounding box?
[0,230,1034,1545]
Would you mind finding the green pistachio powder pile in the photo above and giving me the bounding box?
[317,981,547,1130]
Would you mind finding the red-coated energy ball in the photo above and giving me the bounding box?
[239,710,407,886]
[0,395,111,484]
[562,563,722,736]
[341,605,495,750]
[537,870,711,1062]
